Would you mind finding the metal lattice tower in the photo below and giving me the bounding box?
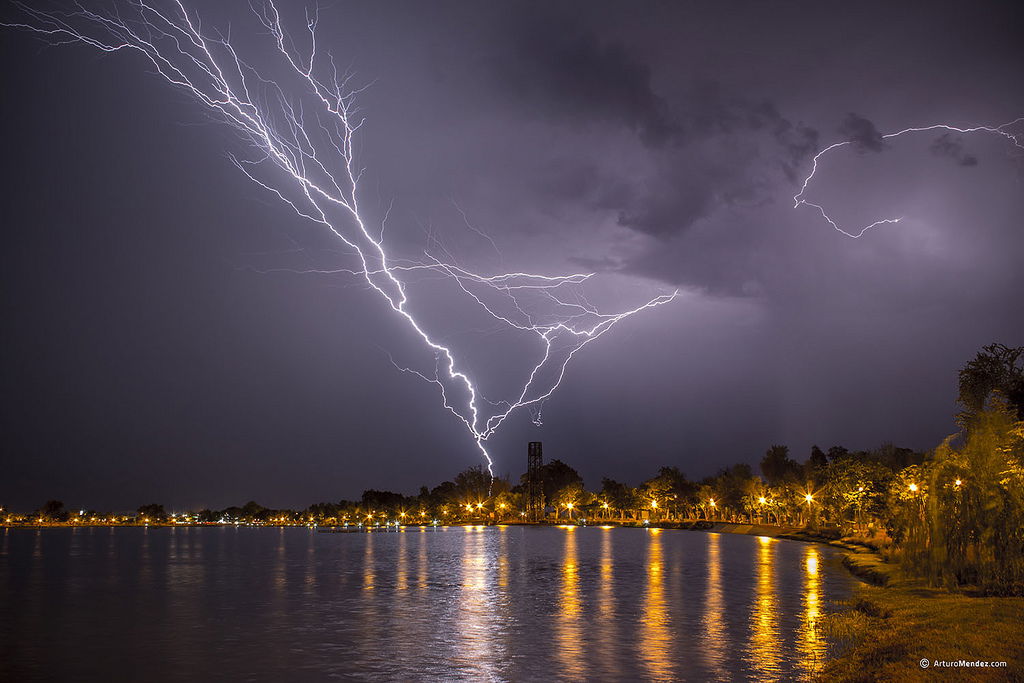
[527,442,543,522]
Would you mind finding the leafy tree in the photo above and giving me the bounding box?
[641,466,694,519]
[39,500,67,522]
[806,445,828,483]
[493,490,521,519]
[760,445,801,486]
[695,484,717,520]
[600,478,636,519]
[453,466,491,503]
[196,509,215,524]
[823,457,891,532]
[429,481,459,506]
[870,443,924,470]
[361,489,408,512]
[538,459,583,503]
[553,482,588,520]
[241,501,267,520]
[826,445,849,462]
[958,343,1024,424]
[136,503,167,521]
[907,399,1024,594]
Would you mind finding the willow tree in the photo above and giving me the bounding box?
[906,398,1024,594]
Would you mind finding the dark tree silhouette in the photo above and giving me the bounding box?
[760,445,800,486]
[39,500,67,522]
[958,343,1024,424]
[136,503,167,521]
[539,459,583,502]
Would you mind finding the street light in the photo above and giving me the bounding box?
[908,483,918,493]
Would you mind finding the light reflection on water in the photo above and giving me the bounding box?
[747,536,782,681]
[640,528,673,682]
[702,531,728,680]
[0,526,858,681]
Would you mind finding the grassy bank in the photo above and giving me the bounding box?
[664,522,1024,681]
[819,554,1024,681]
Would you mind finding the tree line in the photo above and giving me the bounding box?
[8,344,1023,594]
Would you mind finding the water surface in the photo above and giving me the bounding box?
[1,525,858,681]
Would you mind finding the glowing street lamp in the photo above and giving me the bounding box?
[954,479,962,487]
[908,483,918,493]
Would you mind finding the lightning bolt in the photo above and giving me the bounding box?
[5,1,678,478]
[795,118,1024,238]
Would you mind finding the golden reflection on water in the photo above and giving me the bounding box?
[702,532,727,678]
[747,536,782,681]
[640,528,673,682]
[417,531,429,589]
[597,526,616,671]
[456,524,501,678]
[556,526,584,679]
[396,530,408,590]
[362,531,375,590]
[498,525,509,590]
[797,544,825,676]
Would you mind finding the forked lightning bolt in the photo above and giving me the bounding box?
[795,119,1024,238]
[5,1,678,477]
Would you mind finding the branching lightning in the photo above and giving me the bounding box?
[5,1,678,477]
[795,118,1024,238]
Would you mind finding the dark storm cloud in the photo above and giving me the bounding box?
[492,22,818,242]
[493,22,677,147]
[930,133,979,167]
[838,113,888,152]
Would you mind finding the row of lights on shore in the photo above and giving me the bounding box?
[5,479,970,526]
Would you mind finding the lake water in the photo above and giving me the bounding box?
[1,525,860,681]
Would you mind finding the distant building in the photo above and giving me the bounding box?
[527,442,543,521]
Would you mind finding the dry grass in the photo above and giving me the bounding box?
[819,567,1024,682]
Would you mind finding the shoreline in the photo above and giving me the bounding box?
[8,520,1019,677]
[662,520,1024,680]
